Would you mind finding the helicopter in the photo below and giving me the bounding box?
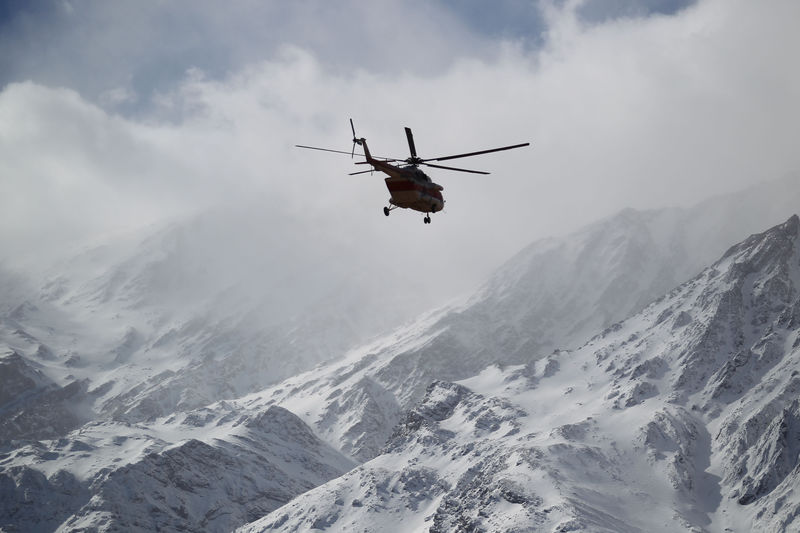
[297,119,529,224]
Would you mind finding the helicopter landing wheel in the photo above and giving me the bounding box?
[424,215,431,224]
[383,206,390,217]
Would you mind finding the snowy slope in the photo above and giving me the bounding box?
[2,178,797,438]
[241,215,800,532]
[473,175,800,361]
[0,207,420,532]
[0,403,355,532]
[0,205,432,429]
[225,179,800,464]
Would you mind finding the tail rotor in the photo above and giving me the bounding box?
[350,118,362,158]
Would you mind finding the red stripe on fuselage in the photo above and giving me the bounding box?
[385,179,442,198]
[386,180,421,192]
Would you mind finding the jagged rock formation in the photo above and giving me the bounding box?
[0,351,91,441]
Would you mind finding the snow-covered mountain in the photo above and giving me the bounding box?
[2,178,799,532]
[221,178,800,465]
[239,215,800,532]
[2,177,797,437]
[1,402,355,532]
[474,175,800,361]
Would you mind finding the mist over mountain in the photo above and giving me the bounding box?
[0,203,439,428]
[236,177,800,463]
[2,177,800,531]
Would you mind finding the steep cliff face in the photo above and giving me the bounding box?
[585,215,800,531]
[241,215,800,532]
[0,351,91,441]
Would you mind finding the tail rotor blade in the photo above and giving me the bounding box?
[350,118,358,158]
[350,119,355,158]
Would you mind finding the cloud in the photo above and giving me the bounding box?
[0,83,187,260]
[0,0,493,115]
[1,0,799,298]
[575,0,696,23]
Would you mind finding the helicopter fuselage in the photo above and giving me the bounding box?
[383,166,444,213]
[359,143,445,214]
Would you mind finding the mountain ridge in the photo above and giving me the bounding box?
[236,187,800,466]
[239,213,800,532]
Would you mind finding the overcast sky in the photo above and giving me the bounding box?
[1,0,799,300]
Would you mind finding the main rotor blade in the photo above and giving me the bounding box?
[296,145,362,156]
[297,144,401,162]
[354,157,403,164]
[349,169,374,175]
[421,162,490,175]
[423,142,530,162]
[405,127,418,159]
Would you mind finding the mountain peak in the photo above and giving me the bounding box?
[757,212,797,240]
[720,213,799,263]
